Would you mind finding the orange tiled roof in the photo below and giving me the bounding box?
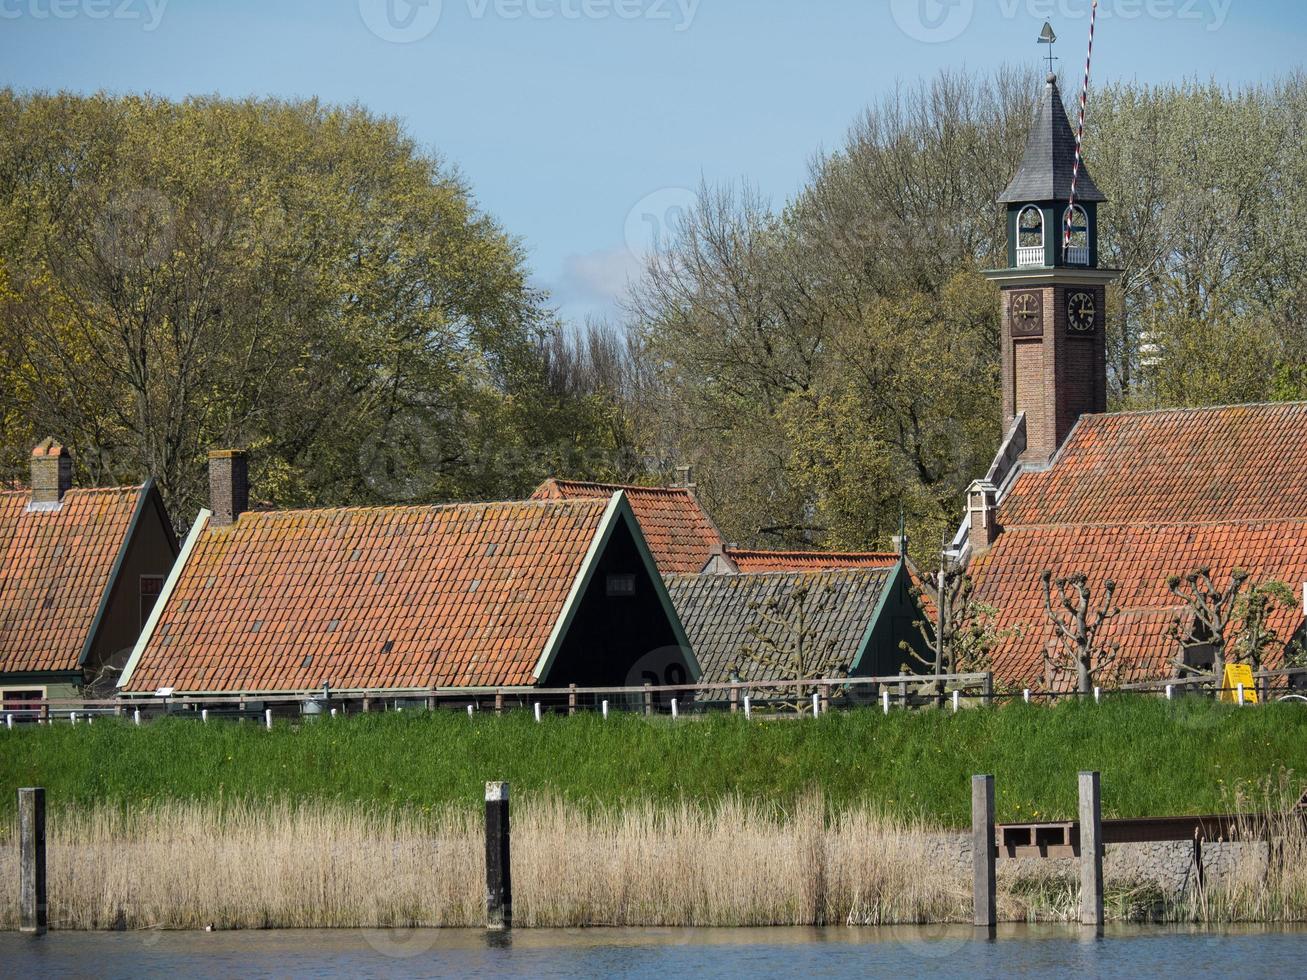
[725,548,899,573]
[122,498,613,694]
[0,486,144,674]
[532,479,722,575]
[972,404,1307,687]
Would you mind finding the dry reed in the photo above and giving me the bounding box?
[3,790,1303,931]
[0,796,969,931]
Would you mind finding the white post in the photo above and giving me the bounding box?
[468,704,475,718]
[133,708,141,726]
[534,702,542,723]
[671,698,679,719]
[5,714,11,730]
[70,713,77,726]
[743,696,752,720]
[1023,689,1031,704]
[330,707,338,717]
[1093,687,1101,704]
[882,689,890,715]
[1166,685,1174,701]
[201,709,209,723]
[265,708,273,730]
[1237,683,1245,706]
[952,690,960,713]
[812,692,820,718]
[601,700,609,719]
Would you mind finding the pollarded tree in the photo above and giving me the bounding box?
[901,562,1000,701]
[734,581,848,715]
[1040,571,1121,695]
[1168,567,1247,683]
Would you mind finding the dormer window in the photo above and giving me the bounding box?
[1064,205,1090,265]
[1017,206,1044,267]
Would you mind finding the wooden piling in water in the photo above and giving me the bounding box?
[485,781,512,931]
[1079,771,1104,928]
[19,787,46,935]
[972,774,996,929]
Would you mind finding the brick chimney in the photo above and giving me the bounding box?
[966,480,1000,555]
[208,449,249,528]
[673,464,695,489]
[30,439,73,506]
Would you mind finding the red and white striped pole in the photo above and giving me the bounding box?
[1066,0,1099,247]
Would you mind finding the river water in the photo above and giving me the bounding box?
[2,924,1303,977]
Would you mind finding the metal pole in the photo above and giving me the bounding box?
[1079,771,1104,928]
[952,690,960,713]
[485,782,512,931]
[743,696,751,720]
[972,775,996,929]
[812,692,820,717]
[19,787,46,935]
[882,689,890,715]
[671,698,678,720]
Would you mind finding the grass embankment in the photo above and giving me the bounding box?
[2,698,1304,824]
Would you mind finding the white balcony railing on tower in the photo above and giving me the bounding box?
[1016,246,1044,268]
[1065,245,1089,266]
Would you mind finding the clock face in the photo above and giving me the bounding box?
[1010,290,1043,338]
[1067,290,1097,333]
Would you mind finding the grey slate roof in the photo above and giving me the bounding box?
[998,75,1106,205]
[666,568,894,686]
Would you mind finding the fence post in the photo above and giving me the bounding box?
[485,781,512,931]
[729,685,739,714]
[982,673,994,707]
[1237,683,1245,706]
[568,684,577,717]
[1079,771,1104,928]
[133,707,141,726]
[201,709,209,724]
[881,689,890,715]
[812,692,820,718]
[601,700,609,720]
[643,682,653,718]
[671,698,679,720]
[495,693,504,716]
[533,702,542,723]
[467,704,475,719]
[972,775,996,929]
[952,690,960,713]
[821,682,831,715]
[19,787,46,935]
[743,695,751,720]
[426,694,436,712]
[39,702,49,726]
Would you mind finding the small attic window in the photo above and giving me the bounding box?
[606,574,637,598]
[1017,206,1044,267]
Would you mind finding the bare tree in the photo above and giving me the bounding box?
[1168,567,1248,683]
[902,560,999,701]
[1041,571,1121,695]
[735,582,848,714]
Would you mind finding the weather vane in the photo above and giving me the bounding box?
[1039,21,1058,75]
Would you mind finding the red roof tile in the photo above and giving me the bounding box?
[0,486,144,674]
[122,498,613,694]
[725,549,899,573]
[972,404,1307,687]
[532,479,722,575]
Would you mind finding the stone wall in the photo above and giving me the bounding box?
[938,833,1270,904]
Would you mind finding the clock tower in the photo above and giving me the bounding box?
[985,74,1121,465]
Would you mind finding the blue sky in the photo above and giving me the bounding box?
[1,0,1303,325]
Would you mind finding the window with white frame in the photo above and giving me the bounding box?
[1017,206,1044,267]
[1064,205,1090,264]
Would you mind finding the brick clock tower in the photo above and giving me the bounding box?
[985,74,1121,466]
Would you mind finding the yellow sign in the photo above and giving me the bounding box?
[1220,663,1258,703]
